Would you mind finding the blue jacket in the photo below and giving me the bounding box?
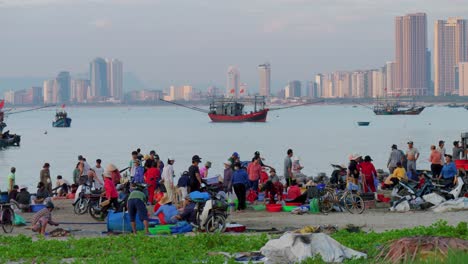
[232,169,248,185]
[440,162,457,179]
[155,204,178,224]
[132,166,145,183]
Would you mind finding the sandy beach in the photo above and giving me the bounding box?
[7,199,467,237]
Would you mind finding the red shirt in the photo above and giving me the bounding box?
[359,161,377,177]
[111,170,121,185]
[145,167,160,185]
[287,186,302,200]
[247,162,262,181]
[104,178,118,199]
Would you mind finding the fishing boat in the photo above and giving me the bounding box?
[53,107,72,127]
[357,121,370,126]
[208,96,268,122]
[373,98,425,115]
[0,101,20,147]
[447,103,465,108]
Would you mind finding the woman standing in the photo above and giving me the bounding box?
[429,145,442,178]
[40,163,52,195]
[360,156,377,193]
[161,157,175,202]
[144,163,160,204]
[232,162,248,211]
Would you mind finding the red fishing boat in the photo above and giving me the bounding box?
[208,96,269,122]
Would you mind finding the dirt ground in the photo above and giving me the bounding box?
[5,199,467,238]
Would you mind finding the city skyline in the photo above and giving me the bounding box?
[1,1,468,91]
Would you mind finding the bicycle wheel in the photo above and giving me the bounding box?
[1,207,14,233]
[204,213,226,233]
[344,193,365,214]
[74,198,88,215]
[319,193,334,213]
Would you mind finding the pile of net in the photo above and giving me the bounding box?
[49,228,70,237]
[377,236,468,263]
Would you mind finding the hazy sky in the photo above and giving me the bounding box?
[1,0,468,91]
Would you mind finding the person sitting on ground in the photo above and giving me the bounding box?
[153,185,166,212]
[31,201,59,235]
[416,172,426,189]
[154,195,178,224]
[12,185,31,210]
[34,182,51,204]
[383,162,407,189]
[262,169,283,204]
[174,197,197,224]
[8,185,19,201]
[285,180,307,204]
[127,184,149,234]
[55,175,69,197]
[438,154,457,188]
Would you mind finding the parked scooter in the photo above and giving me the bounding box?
[191,184,229,232]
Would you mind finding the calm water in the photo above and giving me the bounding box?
[1,105,467,190]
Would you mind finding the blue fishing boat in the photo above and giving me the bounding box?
[52,109,72,128]
[357,121,370,126]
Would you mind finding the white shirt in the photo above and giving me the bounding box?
[437,147,446,165]
[161,164,174,185]
[92,166,104,189]
[83,161,91,175]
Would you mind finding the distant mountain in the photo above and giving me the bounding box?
[0,72,148,95]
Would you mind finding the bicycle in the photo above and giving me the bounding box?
[0,203,15,233]
[319,185,365,214]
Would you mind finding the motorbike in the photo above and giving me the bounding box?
[192,184,229,233]
[73,184,101,215]
[88,182,133,221]
[329,164,347,190]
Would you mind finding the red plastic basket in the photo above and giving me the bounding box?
[266,204,283,212]
[455,160,468,169]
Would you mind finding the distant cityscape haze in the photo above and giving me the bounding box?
[1,0,468,99]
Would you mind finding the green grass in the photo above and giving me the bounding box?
[0,221,466,263]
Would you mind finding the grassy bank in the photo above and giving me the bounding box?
[0,221,466,263]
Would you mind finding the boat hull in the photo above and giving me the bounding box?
[357,122,370,126]
[374,107,425,115]
[208,109,269,122]
[0,135,21,147]
[53,118,72,127]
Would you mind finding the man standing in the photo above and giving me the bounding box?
[284,149,293,186]
[129,151,139,179]
[78,155,91,175]
[452,141,463,160]
[92,159,104,190]
[437,140,446,165]
[127,184,149,234]
[429,145,442,178]
[7,167,16,193]
[387,145,403,173]
[161,157,175,202]
[406,142,420,180]
[188,155,202,193]
[40,163,52,194]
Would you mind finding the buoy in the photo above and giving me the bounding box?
[44,131,48,134]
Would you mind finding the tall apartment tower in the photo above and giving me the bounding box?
[107,59,123,100]
[90,57,108,97]
[226,66,240,98]
[43,80,56,104]
[395,13,428,96]
[56,71,71,103]
[258,63,271,97]
[434,18,468,96]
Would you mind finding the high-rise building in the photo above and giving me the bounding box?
[226,66,240,97]
[71,79,90,103]
[459,62,468,96]
[258,63,271,97]
[182,85,193,101]
[56,71,71,103]
[90,57,108,97]
[351,71,366,97]
[434,18,468,96]
[371,69,385,98]
[314,74,324,98]
[107,59,123,100]
[43,80,56,104]
[395,13,428,96]
[386,61,396,95]
[30,87,43,104]
[4,90,14,104]
[284,81,301,98]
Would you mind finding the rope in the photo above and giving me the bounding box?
[6,105,56,115]
[159,99,209,113]
[269,100,324,112]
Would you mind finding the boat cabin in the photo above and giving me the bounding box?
[55,110,68,120]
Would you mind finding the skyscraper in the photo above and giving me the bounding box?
[56,71,71,103]
[395,13,428,96]
[314,74,324,98]
[459,62,468,96]
[107,59,123,100]
[434,18,468,96]
[258,63,271,97]
[386,61,396,95]
[284,81,301,98]
[90,57,108,97]
[43,80,56,104]
[71,79,90,103]
[226,66,240,97]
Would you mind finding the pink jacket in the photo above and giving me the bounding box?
[104,178,118,199]
[247,162,262,181]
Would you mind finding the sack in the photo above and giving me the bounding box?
[100,200,110,207]
[14,214,26,226]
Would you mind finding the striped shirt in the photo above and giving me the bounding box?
[31,208,51,225]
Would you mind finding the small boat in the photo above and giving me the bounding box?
[357,121,370,126]
[208,96,269,122]
[53,108,72,127]
[447,103,464,108]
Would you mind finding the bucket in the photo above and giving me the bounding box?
[106,210,144,232]
[309,198,319,213]
[0,192,9,203]
[455,160,468,169]
[30,204,46,213]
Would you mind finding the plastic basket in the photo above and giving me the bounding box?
[251,204,266,211]
[266,204,282,212]
[283,205,298,212]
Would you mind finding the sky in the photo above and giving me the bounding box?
[1,0,468,92]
